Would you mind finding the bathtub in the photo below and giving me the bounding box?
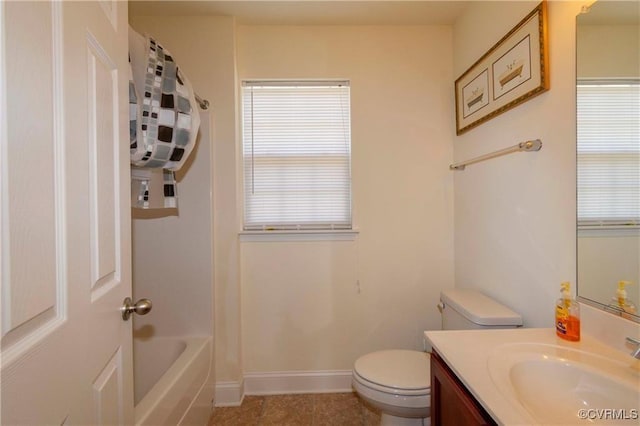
[134,336,212,426]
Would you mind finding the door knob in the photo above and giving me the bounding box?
[121,297,153,321]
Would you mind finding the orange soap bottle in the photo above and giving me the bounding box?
[555,281,580,341]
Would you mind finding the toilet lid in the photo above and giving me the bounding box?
[354,350,430,390]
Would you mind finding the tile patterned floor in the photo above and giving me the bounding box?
[208,392,381,426]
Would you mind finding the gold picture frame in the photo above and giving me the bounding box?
[455,1,549,135]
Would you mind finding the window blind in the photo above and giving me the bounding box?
[577,81,640,227]
[242,81,352,230]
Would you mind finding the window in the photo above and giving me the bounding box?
[577,80,639,228]
[241,81,352,231]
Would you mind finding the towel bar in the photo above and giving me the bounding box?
[450,139,542,171]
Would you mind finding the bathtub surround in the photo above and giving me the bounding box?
[130,112,214,424]
[130,112,213,338]
[129,19,223,424]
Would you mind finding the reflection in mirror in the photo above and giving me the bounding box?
[576,0,640,322]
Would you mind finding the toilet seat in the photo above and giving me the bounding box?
[353,370,431,397]
[353,350,431,396]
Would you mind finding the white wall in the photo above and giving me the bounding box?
[577,24,639,79]
[237,25,455,372]
[129,15,241,388]
[452,1,584,327]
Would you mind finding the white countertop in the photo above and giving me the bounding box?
[424,328,639,425]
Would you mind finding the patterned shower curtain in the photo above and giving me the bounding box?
[129,28,201,209]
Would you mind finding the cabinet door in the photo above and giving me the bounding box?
[430,350,496,426]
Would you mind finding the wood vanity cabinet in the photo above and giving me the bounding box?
[431,349,497,426]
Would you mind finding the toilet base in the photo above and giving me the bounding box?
[381,413,430,426]
[353,376,430,423]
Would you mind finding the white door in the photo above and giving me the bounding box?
[1,1,133,424]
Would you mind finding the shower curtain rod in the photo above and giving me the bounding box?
[449,139,542,171]
[195,93,209,110]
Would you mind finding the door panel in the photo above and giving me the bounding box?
[1,1,132,424]
[1,0,63,349]
[87,33,119,300]
[93,347,125,425]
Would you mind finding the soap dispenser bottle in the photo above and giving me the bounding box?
[611,280,637,315]
[555,281,580,341]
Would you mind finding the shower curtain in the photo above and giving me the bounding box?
[129,28,201,209]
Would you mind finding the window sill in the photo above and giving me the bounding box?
[578,226,639,237]
[239,229,359,242]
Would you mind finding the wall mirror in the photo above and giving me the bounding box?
[576,0,639,322]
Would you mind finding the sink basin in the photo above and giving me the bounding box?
[488,343,640,424]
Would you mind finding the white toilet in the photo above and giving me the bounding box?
[352,289,523,426]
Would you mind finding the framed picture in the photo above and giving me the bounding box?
[455,1,549,135]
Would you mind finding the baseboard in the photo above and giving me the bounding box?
[244,370,353,396]
[214,370,353,406]
[214,380,245,407]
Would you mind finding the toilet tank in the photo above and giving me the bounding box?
[439,289,522,330]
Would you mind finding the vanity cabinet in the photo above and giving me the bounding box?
[431,349,496,426]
